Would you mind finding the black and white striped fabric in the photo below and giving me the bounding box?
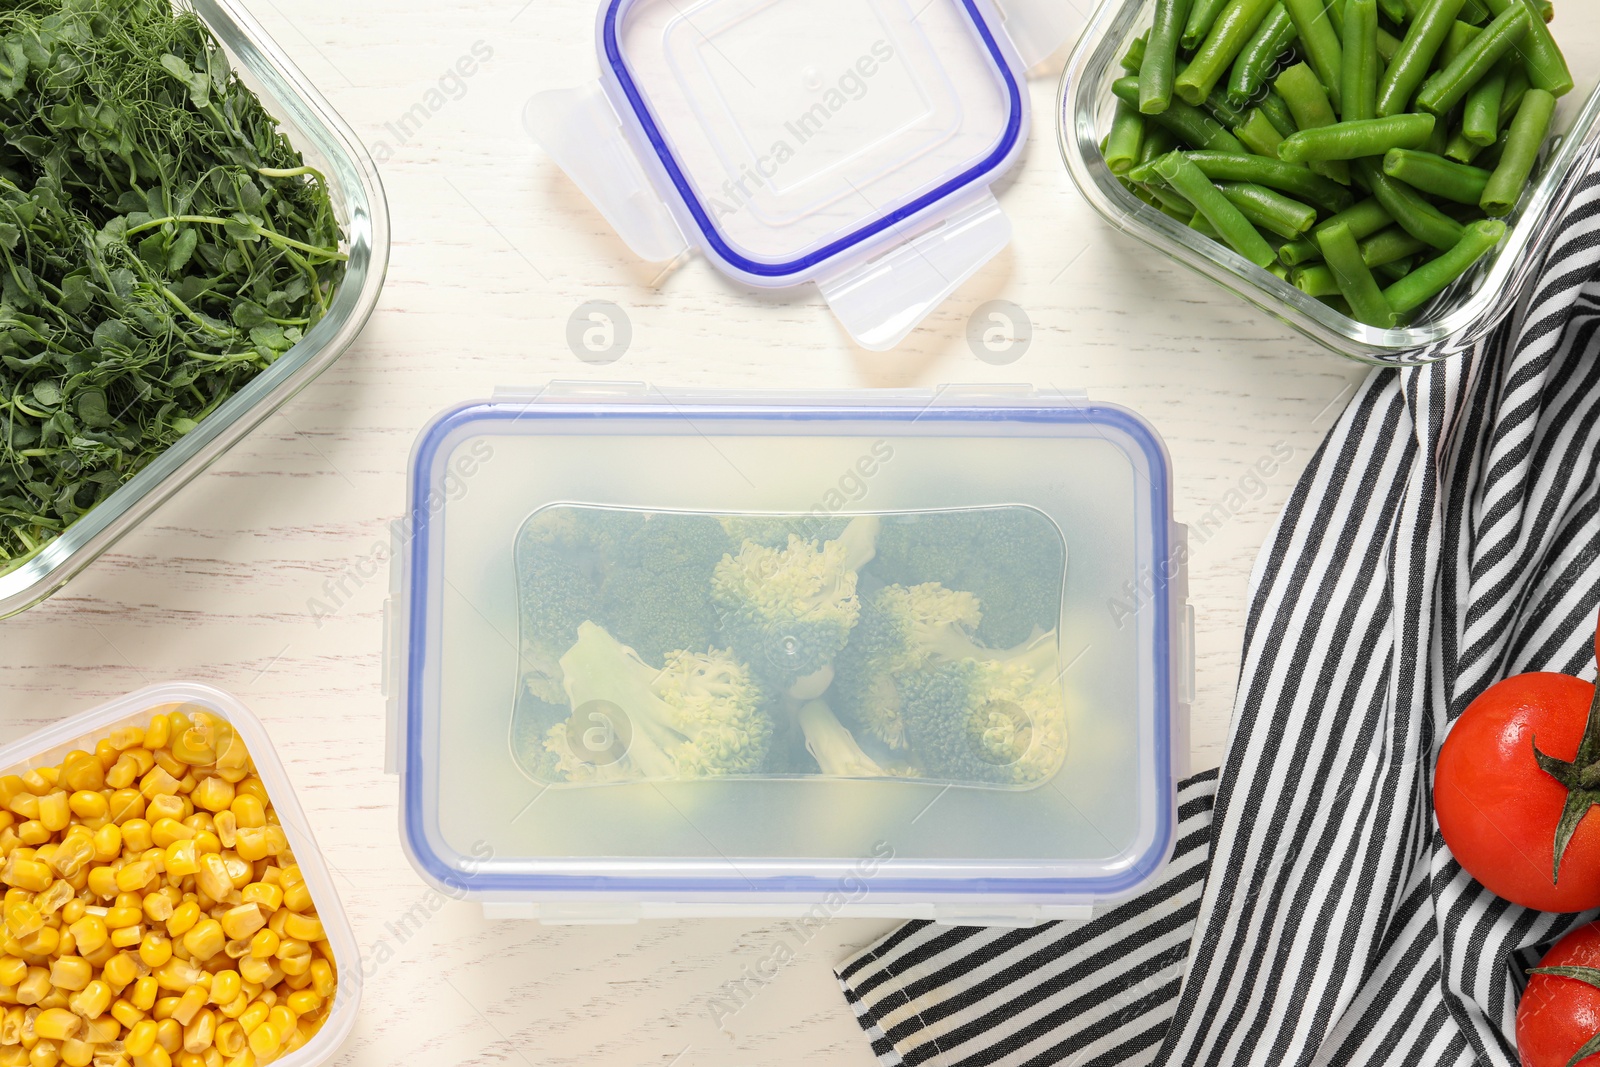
[837,155,1600,1067]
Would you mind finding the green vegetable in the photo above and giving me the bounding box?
[1274,62,1352,184]
[1142,0,1194,113]
[1107,103,1148,174]
[797,700,889,778]
[1384,218,1506,312]
[1359,226,1431,267]
[1279,198,1394,264]
[1227,3,1297,106]
[1234,110,1286,157]
[1183,0,1234,50]
[1383,148,1492,203]
[1178,151,1357,213]
[1414,2,1529,116]
[0,0,346,571]
[1175,0,1278,106]
[1461,58,1510,146]
[1482,87,1555,216]
[1318,220,1397,326]
[545,623,774,782]
[869,509,1066,650]
[1481,0,1573,96]
[1366,161,1467,248]
[1217,181,1319,238]
[1341,0,1381,122]
[1377,0,1468,117]
[1113,77,1247,153]
[1283,0,1346,112]
[710,515,879,695]
[1278,114,1437,163]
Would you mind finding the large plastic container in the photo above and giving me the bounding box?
[0,682,360,1066]
[1060,0,1600,365]
[387,385,1193,924]
[0,0,390,619]
[527,0,1080,351]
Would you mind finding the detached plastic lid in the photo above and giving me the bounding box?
[388,385,1190,923]
[526,0,1081,350]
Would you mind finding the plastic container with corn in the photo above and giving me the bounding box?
[0,686,354,1067]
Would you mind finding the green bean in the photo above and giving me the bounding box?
[1463,0,1493,21]
[1293,263,1341,297]
[1382,148,1492,202]
[1377,0,1468,116]
[1153,152,1279,266]
[1439,20,1483,66]
[1283,0,1346,112]
[1184,150,1360,212]
[1377,0,1407,22]
[1270,262,1293,281]
[1358,226,1430,265]
[1204,86,1253,129]
[1112,77,1250,153]
[1122,36,1148,73]
[1275,63,1353,183]
[1481,0,1573,96]
[1235,110,1287,156]
[1445,129,1485,163]
[1217,181,1320,237]
[1191,212,1223,238]
[1141,0,1193,113]
[1327,0,1346,36]
[1498,63,1531,127]
[1146,182,1199,219]
[1279,197,1395,262]
[1341,0,1381,121]
[1415,4,1529,115]
[1365,161,1467,248]
[1228,3,1298,106]
[1258,91,1299,137]
[1140,124,1181,165]
[1106,103,1149,174]
[1320,221,1397,325]
[1374,258,1415,283]
[1481,87,1555,215]
[1461,58,1509,146]
[1183,0,1234,49]
[1177,0,1280,105]
[1278,114,1436,162]
[1384,218,1506,313]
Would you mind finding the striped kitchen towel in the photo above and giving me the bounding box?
[837,155,1600,1067]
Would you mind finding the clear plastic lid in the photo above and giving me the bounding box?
[526,0,1081,350]
[388,385,1191,922]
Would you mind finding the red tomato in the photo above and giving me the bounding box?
[1435,673,1600,913]
[1518,923,1600,1067]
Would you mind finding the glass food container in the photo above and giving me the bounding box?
[387,385,1193,925]
[0,682,360,1066]
[0,0,390,619]
[1059,0,1600,365]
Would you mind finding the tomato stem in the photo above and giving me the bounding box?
[1532,682,1600,885]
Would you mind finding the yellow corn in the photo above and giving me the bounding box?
[90,824,121,865]
[279,914,321,943]
[244,1022,277,1060]
[84,868,116,901]
[106,791,142,826]
[138,932,172,969]
[143,890,175,924]
[47,958,90,991]
[29,1039,59,1067]
[211,815,235,851]
[0,957,22,987]
[189,781,232,816]
[103,907,140,931]
[234,1002,265,1038]
[16,926,57,957]
[181,922,223,963]
[59,756,101,795]
[225,800,262,833]
[59,900,83,926]
[14,822,48,847]
[149,822,192,851]
[229,831,265,865]
[280,882,311,914]
[65,918,105,957]
[166,903,199,939]
[218,908,263,944]
[211,1021,243,1058]
[30,1012,76,1044]
[115,862,155,894]
[182,1009,215,1055]
[66,980,108,1020]
[109,727,145,752]
[110,924,143,950]
[245,931,276,961]
[111,998,144,1028]
[2,860,50,894]
[16,967,48,1005]
[143,717,170,752]
[33,797,67,837]
[238,886,278,914]
[120,821,152,855]
[172,986,207,1028]
[154,1017,182,1055]
[146,794,184,825]
[5,795,36,823]
[46,838,92,881]
[131,976,158,1012]
[124,1019,158,1056]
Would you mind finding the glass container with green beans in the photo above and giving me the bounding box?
[1062,0,1600,364]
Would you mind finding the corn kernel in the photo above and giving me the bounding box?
[29,1038,59,1067]
[65,981,107,1020]
[234,1002,265,1038]
[115,863,155,895]
[225,800,261,833]
[152,996,179,1021]
[108,727,144,752]
[120,822,152,855]
[89,827,120,868]
[110,924,143,950]
[45,842,91,884]
[165,904,198,940]
[34,883,69,919]
[245,930,276,961]
[145,796,184,825]
[279,914,320,943]
[58,756,100,796]
[143,891,175,924]
[47,959,89,992]
[79,1017,115,1045]
[243,1021,277,1060]
[211,816,235,852]
[171,987,207,1028]
[29,1012,75,1045]
[0,958,21,988]
[280,883,311,915]
[4,796,35,824]
[137,771,179,804]
[154,960,206,995]
[64,919,104,958]
[217,908,263,944]
[110,998,143,1028]
[143,717,170,751]
[132,932,170,971]
[1,862,50,895]
[215,993,246,1021]
[131,976,158,1012]
[106,792,142,826]
[16,968,48,1005]
[284,988,320,1017]
[154,1018,181,1055]
[181,923,223,964]
[83,869,115,901]
[105,758,136,793]
[124,1020,158,1056]
[212,1022,243,1058]
[4,902,41,941]
[180,1008,214,1055]
[13,823,46,848]
[194,861,229,907]
[188,781,231,816]
[103,908,139,931]
[16,927,57,957]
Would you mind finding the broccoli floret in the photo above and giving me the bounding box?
[872,509,1066,648]
[544,622,774,781]
[896,635,1067,786]
[719,515,852,550]
[796,700,887,777]
[600,514,732,665]
[832,583,985,749]
[710,515,880,694]
[516,508,730,700]
[510,691,575,782]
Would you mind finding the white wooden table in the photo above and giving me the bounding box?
[0,1,1371,1063]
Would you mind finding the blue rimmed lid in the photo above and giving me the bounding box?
[527,0,1082,350]
[386,386,1191,922]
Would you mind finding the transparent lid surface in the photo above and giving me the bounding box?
[396,391,1182,906]
[604,0,1025,273]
